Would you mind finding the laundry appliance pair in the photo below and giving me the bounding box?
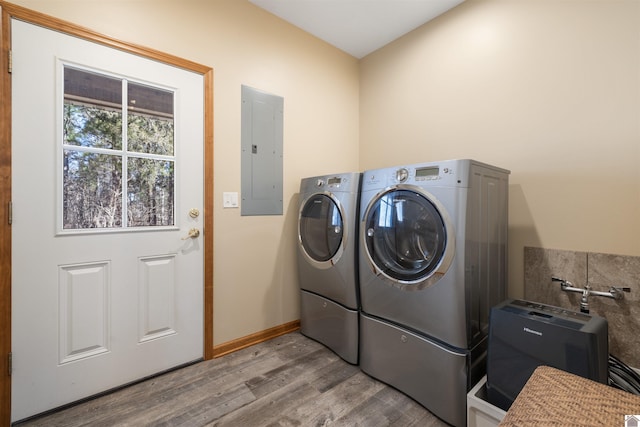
[296,159,510,427]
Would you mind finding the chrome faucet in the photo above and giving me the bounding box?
[551,276,630,313]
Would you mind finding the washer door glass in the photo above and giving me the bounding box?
[299,194,343,262]
[365,189,446,282]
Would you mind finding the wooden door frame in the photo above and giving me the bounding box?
[0,2,214,424]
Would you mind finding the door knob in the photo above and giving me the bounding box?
[182,228,200,240]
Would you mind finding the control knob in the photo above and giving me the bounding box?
[396,168,409,182]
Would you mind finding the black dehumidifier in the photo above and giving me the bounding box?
[486,299,609,411]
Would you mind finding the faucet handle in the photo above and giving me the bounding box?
[610,286,631,300]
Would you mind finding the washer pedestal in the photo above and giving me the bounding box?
[300,290,358,364]
[360,313,485,427]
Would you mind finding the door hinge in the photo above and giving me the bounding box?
[8,352,12,376]
[8,201,12,225]
[8,49,12,74]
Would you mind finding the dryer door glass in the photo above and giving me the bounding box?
[365,190,446,282]
[299,194,343,262]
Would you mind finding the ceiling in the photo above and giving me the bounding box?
[248,0,465,59]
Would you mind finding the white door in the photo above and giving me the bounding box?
[11,20,204,422]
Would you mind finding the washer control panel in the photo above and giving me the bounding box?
[362,160,471,189]
[390,165,452,183]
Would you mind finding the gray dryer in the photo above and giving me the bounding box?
[297,172,361,364]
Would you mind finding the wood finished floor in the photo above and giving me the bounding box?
[16,332,450,427]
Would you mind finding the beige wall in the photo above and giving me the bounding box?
[11,0,640,346]
[10,0,360,345]
[360,0,640,298]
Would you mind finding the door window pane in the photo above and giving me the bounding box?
[128,113,174,155]
[127,82,174,155]
[63,150,122,229]
[64,103,122,150]
[62,66,176,231]
[127,158,174,227]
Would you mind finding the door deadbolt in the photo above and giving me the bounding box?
[189,208,200,218]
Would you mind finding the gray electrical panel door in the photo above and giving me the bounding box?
[241,85,284,215]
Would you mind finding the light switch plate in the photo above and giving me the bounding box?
[223,192,239,208]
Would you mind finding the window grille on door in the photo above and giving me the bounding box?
[62,66,176,231]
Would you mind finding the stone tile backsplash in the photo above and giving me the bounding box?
[524,246,640,369]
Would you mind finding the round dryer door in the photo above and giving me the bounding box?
[363,189,453,287]
[299,194,344,265]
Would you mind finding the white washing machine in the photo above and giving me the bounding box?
[297,172,361,364]
[358,159,509,427]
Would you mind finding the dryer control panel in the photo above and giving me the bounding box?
[316,176,349,189]
[313,177,347,188]
[300,172,360,195]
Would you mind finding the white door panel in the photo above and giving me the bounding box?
[11,20,204,422]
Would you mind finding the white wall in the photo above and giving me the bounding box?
[10,0,360,345]
[360,0,640,297]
